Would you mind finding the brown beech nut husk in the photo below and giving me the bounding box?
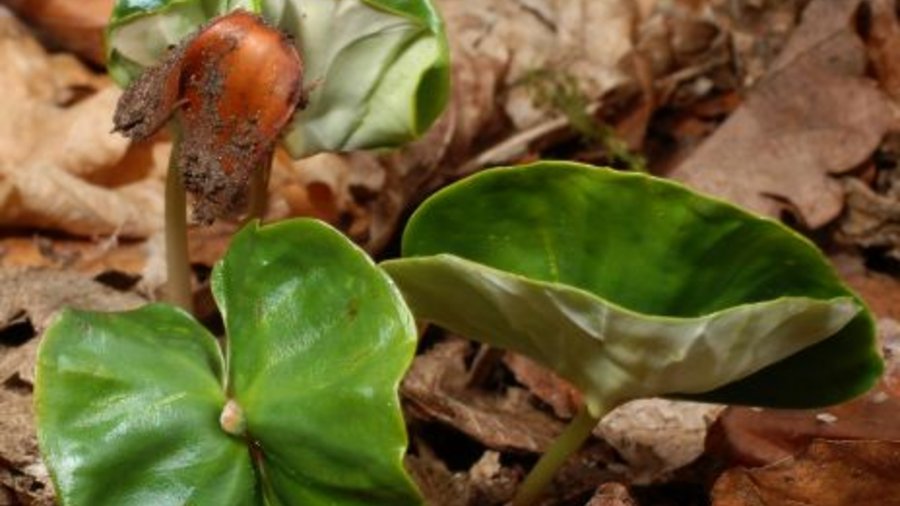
[113,10,305,223]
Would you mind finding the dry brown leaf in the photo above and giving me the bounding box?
[596,399,724,484]
[585,482,637,506]
[402,339,564,453]
[865,0,900,101]
[673,0,894,228]
[0,267,145,342]
[405,453,473,506]
[838,177,900,260]
[711,0,807,88]
[0,12,164,238]
[0,234,149,280]
[406,443,520,506]
[467,451,518,505]
[711,440,900,506]
[0,164,163,237]
[0,0,112,64]
[0,387,54,506]
[708,391,900,468]
[503,352,583,419]
[0,13,122,175]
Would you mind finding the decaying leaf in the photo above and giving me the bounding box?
[0,234,149,280]
[114,10,304,223]
[837,175,900,260]
[406,449,519,506]
[402,338,564,453]
[405,452,472,506]
[585,482,637,506]
[865,0,900,101]
[711,440,900,506]
[0,11,163,237]
[503,352,583,419]
[0,0,112,64]
[0,387,54,506]
[673,0,894,228]
[0,268,145,335]
[597,399,724,484]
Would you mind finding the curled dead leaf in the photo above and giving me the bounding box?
[711,440,900,506]
[0,12,162,238]
[585,482,637,506]
[402,338,564,453]
[0,0,112,64]
[597,399,724,484]
[673,0,893,228]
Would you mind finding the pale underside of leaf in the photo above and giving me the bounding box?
[382,254,859,415]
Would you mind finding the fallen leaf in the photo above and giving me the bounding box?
[2,266,139,316]
[585,482,637,506]
[467,451,518,505]
[0,234,149,280]
[837,176,900,261]
[0,163,163,237]
[503,352,583,419]
[0,12,122,176]
[865,0,900,101]
[710,440,900,506]
[402,338,565,453]
[708,389,900,467]
[596,399,724,484]
[711,0,806,88]
[673,0,894,228]
[0,12,163,237]
[0,0,112,64]
[540,443,621,506]
[405,446,518,506]
[405,452,472,506]
[0,386,37,466]
[0,388,54,506]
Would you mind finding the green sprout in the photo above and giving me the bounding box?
[107,0,450,312]
[37,219,423,505]
[382,161,883,505]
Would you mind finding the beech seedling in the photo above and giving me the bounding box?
[107,0,450,311]
[36,219,423,505]
[382,162,884,505]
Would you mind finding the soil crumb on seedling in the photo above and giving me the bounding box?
[113,10,304,223]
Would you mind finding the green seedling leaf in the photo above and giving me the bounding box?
[35,305,256,505]
[382,162,883,409]
[37,219,421,505]
[106,0,450,158]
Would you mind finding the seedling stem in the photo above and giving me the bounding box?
[164,133,193,313]
[512,404,604,506]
